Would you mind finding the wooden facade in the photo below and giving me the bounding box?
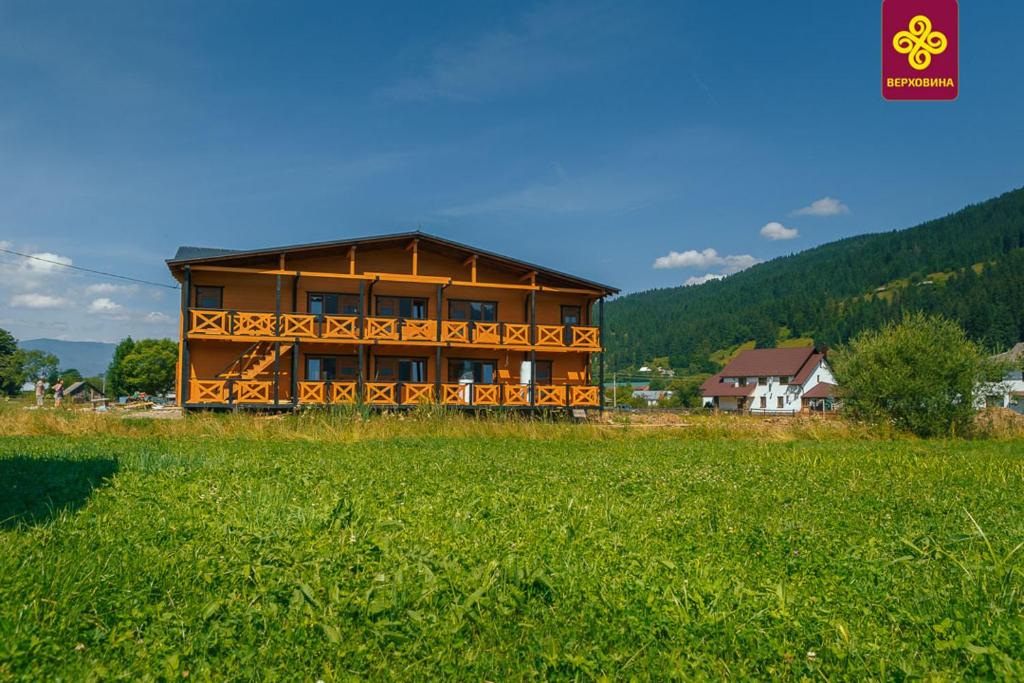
[167,232,617,412]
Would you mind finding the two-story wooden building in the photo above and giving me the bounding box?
[167,232,618,412]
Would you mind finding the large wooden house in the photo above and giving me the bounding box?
[167,232,618,411]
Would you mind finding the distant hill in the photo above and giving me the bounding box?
[606,187,1024,371]
[18,339,116,376]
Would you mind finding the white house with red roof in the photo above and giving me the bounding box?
[700,346,837,413]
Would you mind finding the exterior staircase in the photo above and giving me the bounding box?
[218,341,294,380]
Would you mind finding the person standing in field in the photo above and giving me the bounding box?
[52,378,64,408]
[35,378,46,407]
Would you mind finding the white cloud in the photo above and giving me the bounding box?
[652,248,759,274]
[88,297,123,313]
[22,251,73,274]
[793,197,849,217]
[85,282,138,295]
[143,311,171,324]
[10,293,70,309]
[684,273,725,286]
[760,221,799,240]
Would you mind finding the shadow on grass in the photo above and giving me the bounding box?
[0,457,118,530]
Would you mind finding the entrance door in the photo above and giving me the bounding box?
[561,305,581,345]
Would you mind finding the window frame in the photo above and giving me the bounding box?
[304,354,358,381]
[447,299,499,322]
[447,358,499,384]
[307,291,361,316]
[560,305,582,325]
[374,295,429,320]
[534,360,553,385]
[193,285,224,309]
[373,355,428,383]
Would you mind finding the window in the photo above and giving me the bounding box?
[375,357,426,382]
[309,293,360,316]
[560,305,582,325]
[448,300,497,322]
[448,359,497,384]
[376,296,428,319]
[194,286,223,309]
[757,376,768,386]
[534,360,553,385]
[759,396,767,409]
[306,355,357,381]
[777,397,784,409]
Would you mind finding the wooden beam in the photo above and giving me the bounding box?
[407,239,419,275]
[189,265,372,281]
[347,246,357,275]
[279,253,286,270]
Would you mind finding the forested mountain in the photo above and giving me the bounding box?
[605,187,1024,371]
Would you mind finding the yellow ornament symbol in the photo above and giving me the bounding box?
[892,15,947,70]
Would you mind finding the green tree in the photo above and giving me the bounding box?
[118,339,177,395]
[831,313,990,437]
[106,337,135,397]
[1,349,59,396]
[54,368,84,385]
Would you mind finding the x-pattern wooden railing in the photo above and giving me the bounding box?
[235,380,273,403]
[570,385,600,406]
[535,325,564,347]
[331,382,357,404]
[235,312,276,337]
[188,309,599,351]
[442,321,470,343]
[190,310,230,335]
[281,314,316,337]
[503,384,530,406]
[402,319,436,342]
[190,379,227,402]
[536,385,567,406]
[365,318,399,340]
[503,323,530,345]
[297,381,326,404]
[473,322,501,344]
[402,383,435,404]
[365,382,396,404]
[473,384,500,405]
[323,315,359,339]
[441,383,470,405]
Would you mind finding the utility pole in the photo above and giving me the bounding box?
[612,371,617,409]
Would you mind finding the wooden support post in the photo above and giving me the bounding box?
[274,274,281,406]
[357,345,365,402]
[407,238,419,276]
[180,266,191,407]
[347,246,357,275]
[599,296,605,414]
[273,341,281,406]
[358,280,366,338]
[436,284,443,341]
[292,272,300,312]
[291,339,299,407]
[435,346,442,403]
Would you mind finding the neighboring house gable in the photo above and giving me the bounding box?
[700,347,835,413]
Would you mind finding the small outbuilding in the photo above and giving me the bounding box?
[65,381,107,405]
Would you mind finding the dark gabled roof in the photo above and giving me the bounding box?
[66,381,104,396]
[173,246,243,261]
[719,347,817,378]
[699,376,756,397]
[166,230,618,294]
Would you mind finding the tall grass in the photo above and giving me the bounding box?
[0,401,897,442]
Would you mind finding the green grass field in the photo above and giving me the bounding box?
[2,429,1023,679]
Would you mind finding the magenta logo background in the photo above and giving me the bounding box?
[882,0,959,101]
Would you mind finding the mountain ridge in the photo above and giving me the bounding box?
[605,186,1024,371]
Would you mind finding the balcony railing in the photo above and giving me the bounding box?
[190,380,600,408]
[188,309,601,350]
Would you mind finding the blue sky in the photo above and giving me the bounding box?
[1,1,1022,342]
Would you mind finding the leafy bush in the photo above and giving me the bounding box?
[831,313,992,437]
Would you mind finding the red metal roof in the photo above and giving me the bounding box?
[719,347,816,377]
[791,351,826,386]
[803,382,837,399]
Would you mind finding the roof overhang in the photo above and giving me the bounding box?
[166,230,618,295]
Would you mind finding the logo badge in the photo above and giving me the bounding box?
[882,0,958,100]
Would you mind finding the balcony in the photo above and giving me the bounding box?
[190,379,600,408]
[188,309,601,351]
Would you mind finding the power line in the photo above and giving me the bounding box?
[0,248,179,290]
